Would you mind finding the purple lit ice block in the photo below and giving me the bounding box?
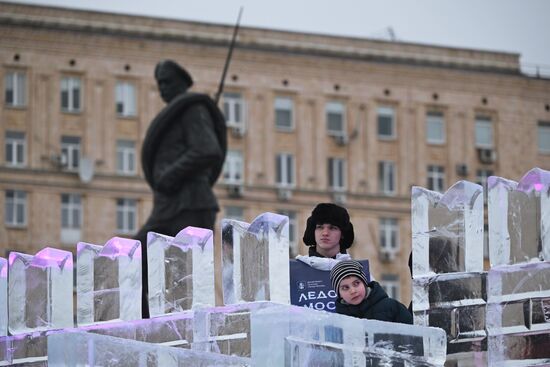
[147,226,214,317]
[47,332,251,367]
[221,212,290,305]
[486,261,550,366]
[8,248,73,335]
[488,167,550,266]
[77,237,141,326]
[412,181,484,277]
[0,258,6,337]
[251,303,447,367]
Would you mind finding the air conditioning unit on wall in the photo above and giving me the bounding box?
[231,125,246,138]
[477,148,497,164]
[277,188,292,201]
[379,250,396,262]
[226,184,243,198]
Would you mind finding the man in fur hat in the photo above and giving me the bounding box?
[296,203,355,270]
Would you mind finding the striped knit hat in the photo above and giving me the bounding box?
[330,260,369,294]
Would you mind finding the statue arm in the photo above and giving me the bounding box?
[154,103,224,193]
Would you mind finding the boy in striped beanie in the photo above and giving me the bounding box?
[330,260,412,324]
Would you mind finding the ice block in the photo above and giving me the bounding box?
[488,167,550,266]
[8,248,73,334]
[251,303,447,366]
[147,226,214,317]
[47,332,251,366]
[221,212,290,305]
[77,237,141,326]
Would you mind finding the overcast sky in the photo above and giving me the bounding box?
[9,0,550,73]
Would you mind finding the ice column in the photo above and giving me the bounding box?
[486,167,550,366]
[488,167,550,266]
[221,212,290,305]
[147,226,214,317]
[8,248,73,334]
[251,303,447,367]
[411,181,487,357]
[77,237,141,326]
[0,258,7,336]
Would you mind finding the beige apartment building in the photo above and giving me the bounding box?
[1,2,549,306]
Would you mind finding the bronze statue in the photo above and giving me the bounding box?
[135,60,227,317]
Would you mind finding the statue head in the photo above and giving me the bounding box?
[154,60,194,103]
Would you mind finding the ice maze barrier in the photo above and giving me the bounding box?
[47,331,251,367]
[412,167,550,366]
[77,237,142,326]
[221,212,290,305]
[147,227,214,317]
[0,258,6,337]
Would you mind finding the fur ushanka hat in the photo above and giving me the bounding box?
[302,203,354,251]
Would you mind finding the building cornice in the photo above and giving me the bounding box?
[0,1,521,76]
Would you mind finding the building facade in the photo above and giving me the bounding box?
[1,2,550,305]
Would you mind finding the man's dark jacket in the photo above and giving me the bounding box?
[335,281,413,324]
[141,92,226,221]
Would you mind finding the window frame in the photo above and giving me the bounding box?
[116,198,137,234]
[325,101,346,137]
[5,190,27,227]
[377,106,396,140]
[427,165,446,193]
[274,96,294,131]
[276,153,295,187]
[223,150,244,184]
[538,121,550,154]
[61,76,82,113]
[116,139,137,175]
[223,92,245,128]
[379,218,399,252]
[328,157,346,191]
[426,111,445,144]
[4,70,27,107]
[115,81,137,117]
[5,131,26,167]
[61,136,81,171]
[378,160,396,195]
[475,115,494,148]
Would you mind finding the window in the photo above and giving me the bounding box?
[61,136,81,170]
[61,193,81,230]
[61,193,82,244]
[427,165,445,192]
[5,131,26,167]
[223,150,243,183]
[116,140,136,175]
[538,121,550,153]
[116,198,137,234]
[379,218,399,252]
[378,161,396,195]
[475,115,493,148]
[5,71,26,107]
[223,92,245,127]
[5,190,27,226]
[476,169,493,201]
[225,206,244,221]
[278,210,297,257]
[115,81,136,117]
[275,97,294,131]
[377,106,395,139]
[61,76,81,112]
[328,158,346,191]
[276,153,295,187]
[326,101,345,136]
[426,111,445,144]
[380,274,400,300]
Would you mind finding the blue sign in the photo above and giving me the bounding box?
[289,259,370,313]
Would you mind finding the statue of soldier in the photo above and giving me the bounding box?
[135,60,227,317]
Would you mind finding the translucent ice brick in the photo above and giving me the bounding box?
[221,213,290,305]
[488,167,550,266]
[192,301,277,357]
[251,303,447,367]
[486,261,550,366]
[8,248,73,334]
[412,181,484,276]
[47,332,251,367]
[0,258,6,337]
[147,227,214,317]
[77,237,141,326]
